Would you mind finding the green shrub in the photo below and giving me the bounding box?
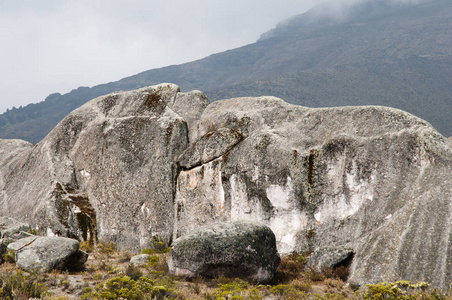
[151,236,166,253]
[80,275,175,300]
[271,284,309,299]
[141,248,154,255]
[361,281,433,300]
[212,278,262,300]
[0,270,48,299]
[313,293,348,300]
[2,249,16,264]
[29,228,39,235]
[80,241,94,253]
[126,264,143,281]
[96,241,117,255]
[145,255,169,274]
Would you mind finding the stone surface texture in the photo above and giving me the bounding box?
[0,84,451,289]
[0,216,31,239]
[12,236,88,272]
[168,220,280,282]
[173,96,452,289]
[307,246,354,271]
[0,84,209,251]
[130,254,151,265]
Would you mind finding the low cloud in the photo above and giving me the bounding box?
[307,0,434,22]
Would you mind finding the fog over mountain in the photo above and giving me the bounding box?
[1,0,450,144]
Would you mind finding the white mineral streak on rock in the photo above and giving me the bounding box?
[270,212,307,254]
[266,177,293,210]
[230,174,250,217]
[46,227,56,237]
[315,159,374,223]
[263,176,306,253]
[173,159,225,239]
[80,169,90,178]
[140,203,150,217]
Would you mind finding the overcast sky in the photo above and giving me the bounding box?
[0,0,335,114]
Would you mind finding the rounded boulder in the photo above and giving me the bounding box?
[168,220,280,283]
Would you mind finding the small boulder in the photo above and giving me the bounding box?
[130,254,151,265]
[11,236,88,272]
[168,220,280,283]
[307,246,354,272]
[0,216,31,240]
[0,217,33,263]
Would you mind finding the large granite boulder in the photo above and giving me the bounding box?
[168,221,280,283]
[0,84,208,251]
[0,84,451,290]
[7,236,88,272]
[173,96,452,289]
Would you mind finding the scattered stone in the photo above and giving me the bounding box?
[0,217,34,263]
[168,220,280,283]
[0,216,31,239]
[130,254,151,265]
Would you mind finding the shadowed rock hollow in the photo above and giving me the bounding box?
[0,83,451,289]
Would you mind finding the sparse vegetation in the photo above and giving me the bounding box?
[1,243,451,299]
[2,249,16,264]
[0,270,48,299]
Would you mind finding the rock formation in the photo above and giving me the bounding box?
[168,220,280,282]
[0,83,451,289]
[8,236,88,272]
[130,254,151,265]
[0,84,208,250]
[0,217,34,263]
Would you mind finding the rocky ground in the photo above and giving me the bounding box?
[0,240,358,299]
[1,240,450,299]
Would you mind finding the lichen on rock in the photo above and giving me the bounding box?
[168,220,280,283]
[0,84,451,290]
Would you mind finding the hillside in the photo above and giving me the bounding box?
[1,0,451,144]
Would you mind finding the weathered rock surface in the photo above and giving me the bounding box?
[173,96,452,289]
[0,216,31,240]
[0,217,34,262]
[130,254,151,265]
[0,84,451,289]
[9,236,88,272]
[307,246,354,271]
[178,127,244,169]
[0,84,209,251]
[7,235,39,251]
[168,221,280,282]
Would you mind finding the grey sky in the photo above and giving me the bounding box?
[0,0,425,113]
[0,0,326,113]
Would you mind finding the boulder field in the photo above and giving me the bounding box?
[0,83,451,289]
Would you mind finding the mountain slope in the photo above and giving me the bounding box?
[1,0,451,144]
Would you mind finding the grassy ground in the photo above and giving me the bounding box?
[0,241,450,299]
